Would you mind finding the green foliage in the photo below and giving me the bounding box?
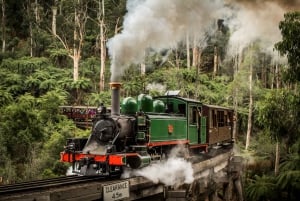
[275,11,300,83]
[277,170,300,190]
[0,161,17,184]
[246,175,279,201]
[44,132,67,160]
[250,130,276,158]
[70,78,92,104]
[37,90,68,123]
[42,169,56,179]
[40,118,78,171]
[48,48,70,68]
[277,139,300,199]
[147,67,230,105]
[0,88,13,106]
[52,161,69,176]
[80,57,101,78]
[256,89,299,144]
[0,57,50,74]
[0,102,43,163]
[86,91,111,106]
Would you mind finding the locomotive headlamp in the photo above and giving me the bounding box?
[97,103,107,114]
[65,142,75,152]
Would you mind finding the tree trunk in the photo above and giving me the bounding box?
[274,63,281,175]
[73,5,79,81]
[73,50,79,81]
[245,48,253,150]
[232,53,239,141]
[261,54,266,88]
[275,62,280,89]
[99,20,106,91]
[26,0,33,57]
[186,33,190,69]
[213,46,218,76]
[29,23,33,57]
[99,0,106,91]
[72,0,87,81]
[52,6,57,35]
[192,46,198,67]
[274,140,280,175]
[197,50,202,74]
[233,92,238,141]
[34,0,39,23]
[192,35,198,68]
[114,17,121,34]
[1,0,5,53]
[175,48,180,69]
[140,51,146,75]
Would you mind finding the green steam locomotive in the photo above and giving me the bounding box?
[60,83,234,176]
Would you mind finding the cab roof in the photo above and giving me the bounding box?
[154,95,201,104]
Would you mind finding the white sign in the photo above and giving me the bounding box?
[103,180,130,201]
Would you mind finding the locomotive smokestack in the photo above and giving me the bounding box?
[110,82,122,116]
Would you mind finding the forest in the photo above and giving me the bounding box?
[0,0,299,200]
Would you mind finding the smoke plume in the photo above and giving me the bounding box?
[226,1,294,56]
[107,0,225,81]
[107,0,300,80]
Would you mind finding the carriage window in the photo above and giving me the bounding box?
[217,111,225,127]
[211,109,217,128]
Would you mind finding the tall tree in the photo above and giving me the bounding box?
[245,44,254,150]
[274,11,300,176]
[1,0,5,53]
[51,1,58,36]
[257,89,299,175]
[98,0,106,91]
[275,11,300,83]
[186,32,190,69]
[53,0,88,81]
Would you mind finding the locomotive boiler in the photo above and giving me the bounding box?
[60,82,234,176]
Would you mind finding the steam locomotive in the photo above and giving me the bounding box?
[60,82,234,176]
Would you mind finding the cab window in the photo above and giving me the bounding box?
[189,106,200,124]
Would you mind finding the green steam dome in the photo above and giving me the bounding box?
[121,97,137,114]
[153,100,165,113]
[137,94,153,112]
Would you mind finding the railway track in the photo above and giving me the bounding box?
[0,175,107,196]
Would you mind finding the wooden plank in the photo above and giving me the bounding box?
[50,183,102,201]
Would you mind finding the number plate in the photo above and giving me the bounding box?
[103,180,130,201]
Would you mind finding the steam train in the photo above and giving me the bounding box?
[60,82,234,176]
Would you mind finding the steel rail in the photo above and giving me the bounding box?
[0,175,106,195]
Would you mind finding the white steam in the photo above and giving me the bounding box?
[107,0,225,81]
[66,166,77,176]
[134,157,194,186]
[123,145,194,187]
[227,1,286,56]
[107,0,300,80]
